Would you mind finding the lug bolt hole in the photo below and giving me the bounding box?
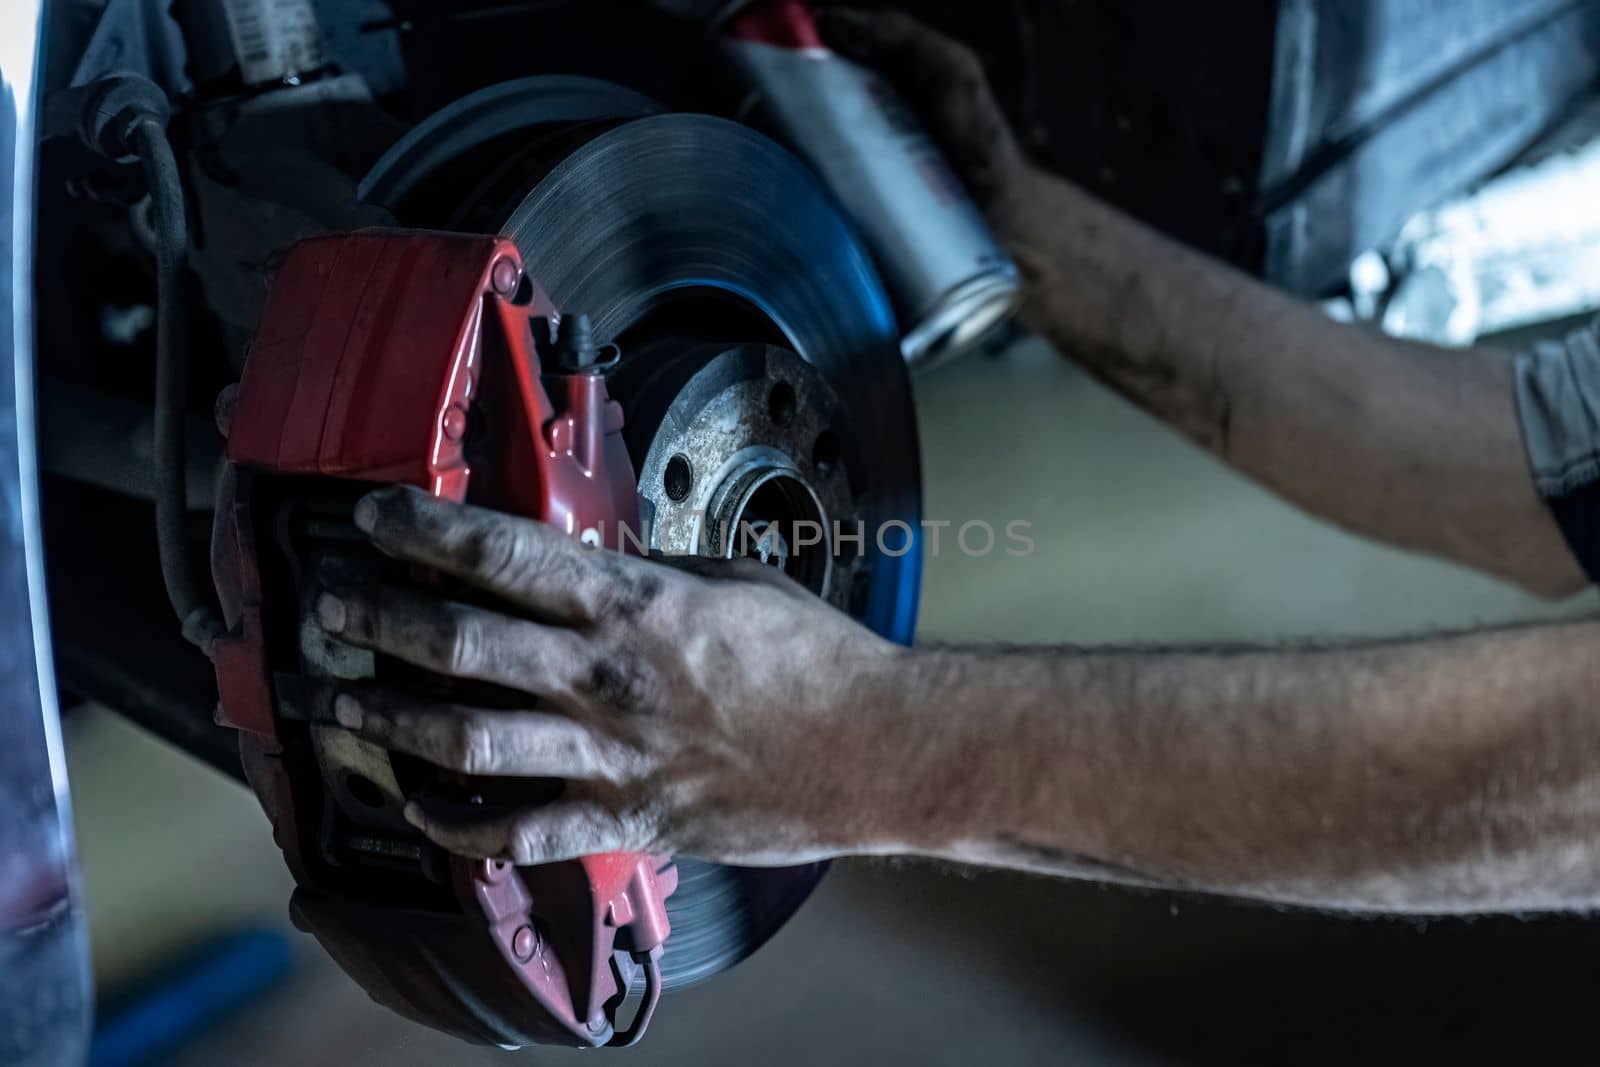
[767,381,797,428]
[812,430,841,477]
[664,455,694,503]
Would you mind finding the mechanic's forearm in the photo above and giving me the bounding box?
[873,619,1600,912]
[998,167,1585,596]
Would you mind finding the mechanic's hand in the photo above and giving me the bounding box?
[819,7,1034,234]
[316,486,911,867]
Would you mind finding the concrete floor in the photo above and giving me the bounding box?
[65,338,1598,1065]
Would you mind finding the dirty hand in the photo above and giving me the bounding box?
[819,7,1035,234]
[316,486,912,867]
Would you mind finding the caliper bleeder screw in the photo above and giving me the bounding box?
[550,313,599,373]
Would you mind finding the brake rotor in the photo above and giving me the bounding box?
[364,91,922,989]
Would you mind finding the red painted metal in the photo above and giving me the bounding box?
[728,0,828,51]
[211,229,674,1047]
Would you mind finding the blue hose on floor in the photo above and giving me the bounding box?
[88,928,295,1067]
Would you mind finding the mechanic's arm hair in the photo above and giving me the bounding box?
[896,620,1600,912]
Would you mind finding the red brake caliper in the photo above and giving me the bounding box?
[210,229,676,1047]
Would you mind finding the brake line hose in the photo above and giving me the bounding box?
[48,75,222,648]
[128,111,222,649]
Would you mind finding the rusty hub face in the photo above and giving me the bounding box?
[623,343,856,607]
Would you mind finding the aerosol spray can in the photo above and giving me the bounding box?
[724,0,1022,370]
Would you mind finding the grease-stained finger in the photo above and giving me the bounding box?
[403,797,644,865]
[820,9,983,88]
[316,584,587,697]
[352,486,662,625]
[334,692,619,780]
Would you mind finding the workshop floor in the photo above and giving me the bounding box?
[65,338,1599,1065]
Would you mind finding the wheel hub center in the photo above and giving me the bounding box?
[613,341,857,610]
[713,462,831,595]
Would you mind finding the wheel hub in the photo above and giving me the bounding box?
[619,343,851,605]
